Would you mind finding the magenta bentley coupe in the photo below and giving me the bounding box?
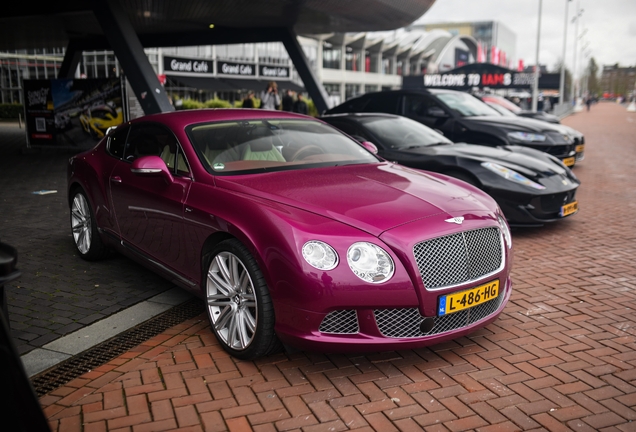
[67,109,513,359]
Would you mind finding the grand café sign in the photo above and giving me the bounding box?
[164,56,213,75]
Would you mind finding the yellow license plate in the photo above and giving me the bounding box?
[562,157,576,167]
[575,145,585,153]
[560,201,578,217]
[438,280,499,316]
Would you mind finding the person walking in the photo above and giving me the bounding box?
[260,81,281,110]
[242,91,255,108]
[281,89,294,111]
[585,95,593,111]
[292,93,309,115]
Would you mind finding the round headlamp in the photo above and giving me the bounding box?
[302,241,338,270]
[347,242,394,283]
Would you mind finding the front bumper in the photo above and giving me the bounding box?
[275,276,512,353]
[495,189,579,226]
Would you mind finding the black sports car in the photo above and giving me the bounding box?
[480,94,561,124]
[321,113,580,226]
[325,89,579,168]
[481,97,585,163]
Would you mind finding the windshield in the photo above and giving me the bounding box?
[187,119,379,174]
[436,92,502,117]
[360,116,453,148]
[484,102,517,117]
[482,95,522,113]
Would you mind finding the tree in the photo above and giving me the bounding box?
[553,59,573,102]
[587,57,600,97]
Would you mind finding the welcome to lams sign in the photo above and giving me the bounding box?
[403,64,561,91]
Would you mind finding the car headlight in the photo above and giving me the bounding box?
[497,214,512,249]
[302,241,338,270]
[347,242,394,283]
[481,162,546,190]
[507,131,546,142]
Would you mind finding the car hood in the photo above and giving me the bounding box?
[406,143,569,178]
[215,163,496,236]
[463,115,563,133]
[519,111,560,122]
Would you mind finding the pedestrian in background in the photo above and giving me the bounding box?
[242,91,255,108]
[293,93,309,115]
[281,89,294,111]
[260,81,281,110]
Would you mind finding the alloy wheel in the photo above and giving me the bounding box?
[71,193,92,254]
[206,251,258,351]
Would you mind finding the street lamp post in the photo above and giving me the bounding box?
[531,0,543,112]
[559,0,571,105]
[571,0,583,105]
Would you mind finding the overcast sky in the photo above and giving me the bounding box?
[415,0,636,73]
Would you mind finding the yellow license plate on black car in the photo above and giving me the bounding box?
[560,201,578,217]
[575,145,585,153]
[562,157,575,167]
[438,280,499,316]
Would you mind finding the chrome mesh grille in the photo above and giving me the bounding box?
[413,227,502,290]
[319,310,359,334]
[374,293,504,338]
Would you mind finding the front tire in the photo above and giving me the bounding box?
[205,239,281,360]
[70,189,109,261]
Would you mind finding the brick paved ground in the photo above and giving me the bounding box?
[35,102,636,430]
[0,123,174,354]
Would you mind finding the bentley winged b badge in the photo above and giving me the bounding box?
[445,216,464,224]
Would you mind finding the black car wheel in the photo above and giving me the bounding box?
[204,239,281,360]
[70,189,109,261]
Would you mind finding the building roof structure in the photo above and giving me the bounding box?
[1,0,436,51]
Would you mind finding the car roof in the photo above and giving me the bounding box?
[321,112,400,120]
[341,88,465,102]
[128,108,316,129]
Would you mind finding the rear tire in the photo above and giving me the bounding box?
[204,239,281,360]
[70,189,109,261]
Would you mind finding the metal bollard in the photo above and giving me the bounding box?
[0,241,50,431]
[0,241,20,328]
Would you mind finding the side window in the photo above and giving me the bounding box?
[362,94,399,114]
[123,124,191,176]
[326,121,367,143]
[107,126,129,159]
[402,95,448,123]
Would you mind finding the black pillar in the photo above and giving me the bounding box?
[59,39,84,79]
[280,28,329,115]
[91,0,174,115]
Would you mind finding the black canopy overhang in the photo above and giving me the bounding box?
[167,75,305,93]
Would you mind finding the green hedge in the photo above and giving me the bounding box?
[174,97,318,117]
[0,104,24,119]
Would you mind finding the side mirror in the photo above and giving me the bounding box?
[131,156,173,183]
[361,141,378,154]
[427,106,448,118]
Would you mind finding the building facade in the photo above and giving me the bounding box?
[410,21,517,70]
[600,64,636,99]
[0,27,485,109]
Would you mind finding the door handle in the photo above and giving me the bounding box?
[110,176,122,183]
[185,207,193,213]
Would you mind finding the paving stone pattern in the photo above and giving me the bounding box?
[37,102,636,431]
[0,123,174,355]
